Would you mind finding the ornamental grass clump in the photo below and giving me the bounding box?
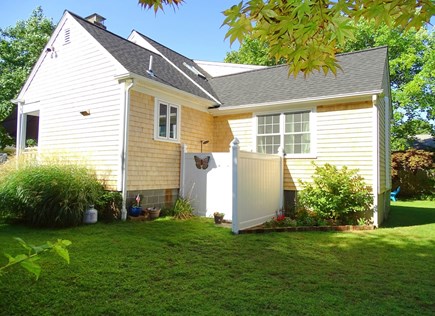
[0,157,103,227]
[172,196,194,220]
[297,163,373,225]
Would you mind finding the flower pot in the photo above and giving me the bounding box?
[130,206,142,217]
[148,208,161,219]
[214,215,224,224]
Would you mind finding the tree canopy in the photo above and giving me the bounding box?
[340,21,434,150]
[139,0,434,76]
[0,7,55,149]
[224,37,284,66]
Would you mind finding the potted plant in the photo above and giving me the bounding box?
[130,194,142,217]
[213,212,225,224]
[147,207,161,219]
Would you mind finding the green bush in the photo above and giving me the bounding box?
[0,161,103,227]
[94,191,123,222]
[297,163,373,225]
[391,149,434,198]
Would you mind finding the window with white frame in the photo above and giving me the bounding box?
[156,101,179,141]
[257,111,312,155]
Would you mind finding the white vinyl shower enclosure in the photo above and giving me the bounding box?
[180,139,284,233]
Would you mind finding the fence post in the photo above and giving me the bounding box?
[230,138,240,234]
[278,146,285,211]
[180,144,187,197]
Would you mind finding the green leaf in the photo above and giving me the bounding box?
[53,244,70,264]
[14,237,32,253]
[20,258,41,280]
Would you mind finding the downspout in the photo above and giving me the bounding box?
[120,79,135,221]
[372,94,379,227]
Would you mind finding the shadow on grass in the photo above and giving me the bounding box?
[383,202,435,228]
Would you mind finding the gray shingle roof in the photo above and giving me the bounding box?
[70,11,388,109]
[208,46,388,107]
[133,32,220,101]
[70,12,216,102]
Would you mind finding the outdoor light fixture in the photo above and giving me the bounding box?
[200,140,209,153]
[80,110,91,116]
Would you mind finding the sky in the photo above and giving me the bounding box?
[0,0,240,62]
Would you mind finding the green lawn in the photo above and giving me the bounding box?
[1,202,434,315]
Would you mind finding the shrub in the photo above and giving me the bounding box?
[94,191,123,222]
[297,163,373,225]
[391,149,434,198]
[0,159,103,227]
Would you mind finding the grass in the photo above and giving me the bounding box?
[0,202,434,315]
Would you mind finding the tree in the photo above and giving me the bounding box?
[340,21,435,150]
[0,7,55,150]
[139,0,434,76]
[224,36,283,66]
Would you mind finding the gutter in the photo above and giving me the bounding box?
[211,90,383,113]
[120,79,135,221]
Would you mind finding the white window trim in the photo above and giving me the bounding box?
[154,99,181,143]
[254,107,317,158]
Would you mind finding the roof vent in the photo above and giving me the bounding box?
[183,62,206,79]
[146,55,155,77]
[85,13,106,30]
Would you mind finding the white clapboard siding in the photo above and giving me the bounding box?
[228,117,254,151]
[284,102,374,190]
[20,15,126,189]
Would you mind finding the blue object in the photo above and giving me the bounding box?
[390,186,400,202]
[130,206,142,217]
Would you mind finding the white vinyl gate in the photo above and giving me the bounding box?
[180,139,283,233]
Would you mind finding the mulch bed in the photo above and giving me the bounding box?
[239,225,375,234]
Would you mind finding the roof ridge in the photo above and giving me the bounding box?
[132,30,196,64]
[66,11,160,56]
[336,45,388,57]
[210,46,389,80]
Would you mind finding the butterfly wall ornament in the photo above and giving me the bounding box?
[194,155,210,170]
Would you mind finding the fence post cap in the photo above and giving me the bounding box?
[230,138,240,146]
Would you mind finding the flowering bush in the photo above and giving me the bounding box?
[264,215,297,228]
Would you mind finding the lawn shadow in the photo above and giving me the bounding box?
[383,203,435,228]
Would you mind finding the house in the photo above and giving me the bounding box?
[13,11,392,227]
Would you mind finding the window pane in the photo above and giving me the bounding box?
[284,134,310,154]
[258,114,279,135]
[257,135,279,154]
[159,103,167,137]
[169,106,177,139]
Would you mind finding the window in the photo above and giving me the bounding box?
[256,111,312,155]
[156,101,179,141]
[284,112,310,154]
[257,114,280,154]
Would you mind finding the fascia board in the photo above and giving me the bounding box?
[115,72,216,112]
[210,90,383,115]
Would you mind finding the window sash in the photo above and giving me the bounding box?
[157,102,179,141]
[256,111,311,155]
